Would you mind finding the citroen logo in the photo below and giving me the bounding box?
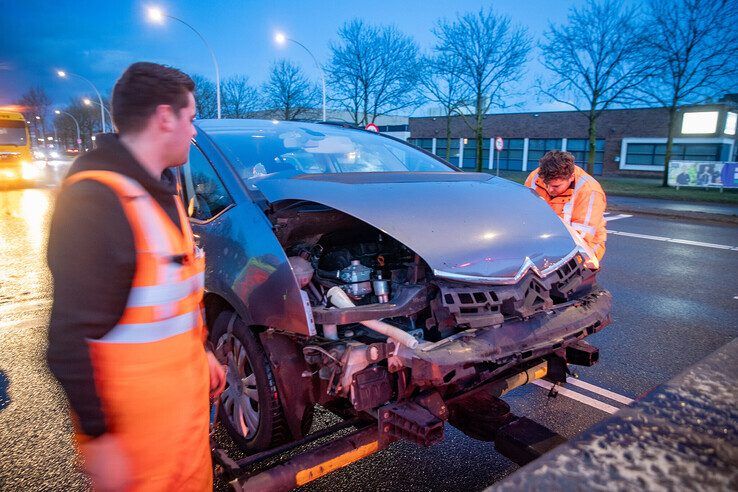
[513,257,543,281]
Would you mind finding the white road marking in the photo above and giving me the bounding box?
[608,230,738,251]
[566,378,634,405]
[532,379,620,414]
[604,213,633,222]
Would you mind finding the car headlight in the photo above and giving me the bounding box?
[33,150,46,160]
[49,151,60,159]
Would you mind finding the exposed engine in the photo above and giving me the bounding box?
[269,200,595,409]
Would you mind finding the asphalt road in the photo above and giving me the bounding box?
[1,174,736,491]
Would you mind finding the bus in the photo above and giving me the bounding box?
[0,110,41,184]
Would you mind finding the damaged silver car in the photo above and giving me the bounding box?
[178,119,612,457]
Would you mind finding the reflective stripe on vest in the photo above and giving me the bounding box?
[562,174,591,225]
[63,170,204,345]
[528,171,539,190]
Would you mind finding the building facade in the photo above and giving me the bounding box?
[408,104,737,176]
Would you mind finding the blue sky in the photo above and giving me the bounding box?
[1,0,598,113]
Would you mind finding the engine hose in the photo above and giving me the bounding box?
[326,287,419,349]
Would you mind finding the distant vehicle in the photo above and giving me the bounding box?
[181,119,612,455]
[0,111,43,185]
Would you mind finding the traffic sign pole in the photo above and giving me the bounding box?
[494,137,504,177]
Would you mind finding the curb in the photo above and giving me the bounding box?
[607,204,738,225]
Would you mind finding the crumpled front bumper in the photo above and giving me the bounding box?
[396,287,612,386]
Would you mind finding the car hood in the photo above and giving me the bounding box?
[253,172,581,283]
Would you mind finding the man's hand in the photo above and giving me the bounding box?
[206,351,227,399]
[79,433,131,492]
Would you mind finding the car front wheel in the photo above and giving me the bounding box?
[210,311,289,452]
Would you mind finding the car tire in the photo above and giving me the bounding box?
[210,310,290,452]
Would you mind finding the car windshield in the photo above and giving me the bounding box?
[208,123,454,182]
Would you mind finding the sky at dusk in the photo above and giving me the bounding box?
[2,0,607,114]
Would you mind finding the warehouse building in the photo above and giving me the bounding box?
[407,101,737,176]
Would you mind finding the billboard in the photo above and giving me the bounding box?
[668,160,737,188]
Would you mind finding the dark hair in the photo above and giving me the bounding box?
[539,150,575,182]
[112,62,195,134]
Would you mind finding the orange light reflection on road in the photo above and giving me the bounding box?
[19,189,51,251]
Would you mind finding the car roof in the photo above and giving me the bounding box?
[194,118,364,134]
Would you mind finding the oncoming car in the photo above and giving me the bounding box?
[179,119,612,462]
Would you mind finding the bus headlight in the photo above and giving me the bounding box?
[21,160,41,180]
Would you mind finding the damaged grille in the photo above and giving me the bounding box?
[435,257,585,329]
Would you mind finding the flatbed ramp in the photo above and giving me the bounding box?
[489,339,738,491]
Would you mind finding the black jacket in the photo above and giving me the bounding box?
[47,134,181,437]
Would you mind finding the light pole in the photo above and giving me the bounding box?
[55,109,81,150]
[83,98,113,130]
[274,32,327,122]
[147,6,221,119]
[57,70,106,133]
[34,115,47,144]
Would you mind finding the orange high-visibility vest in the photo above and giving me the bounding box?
[64,170,211,492]
[525,166,607,261]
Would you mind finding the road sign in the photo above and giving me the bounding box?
[365,123,379,133]
[495,136,504,151]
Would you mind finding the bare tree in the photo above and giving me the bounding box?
[221,75,261,118]
[262,60,320,120]
[328,19,422,125]
[539,0,654,174]
[640,0,738,186]
[53,98,100,151]
[191,74,218,119]
[434,9,531,172]
[18,86,52,142]
[419,54,472,160]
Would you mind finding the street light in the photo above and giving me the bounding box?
[83,97,113,130]
[57,69,107,133]
[147,6,221,119]
[34,115,47,143]
[55,109,81,150]
[274,32,327,122]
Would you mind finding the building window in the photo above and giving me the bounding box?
[409,138,433,153]
[527,139,562,169]
[462,137,489,169]
[435,137,460,163]
[567,139,605,175]
[494,138,524,171]
[626,143,722,167]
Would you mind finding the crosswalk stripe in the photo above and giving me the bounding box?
[532,379,620,414]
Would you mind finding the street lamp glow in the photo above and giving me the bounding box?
[35,116,41,120]
[56,70,107,132]
[270,34,327,121]
[83,98,92,106]
[147,6,164,23]
[54,110,61,115]
[145,9,221,118]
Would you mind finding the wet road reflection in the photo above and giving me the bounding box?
[0,188,55,308]
[0,160,69,309]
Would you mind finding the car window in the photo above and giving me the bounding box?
[181,144,233,221]
[208,124,454,183]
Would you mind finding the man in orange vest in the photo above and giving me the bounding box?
[47,62,225,491]
[525,150,607,268]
